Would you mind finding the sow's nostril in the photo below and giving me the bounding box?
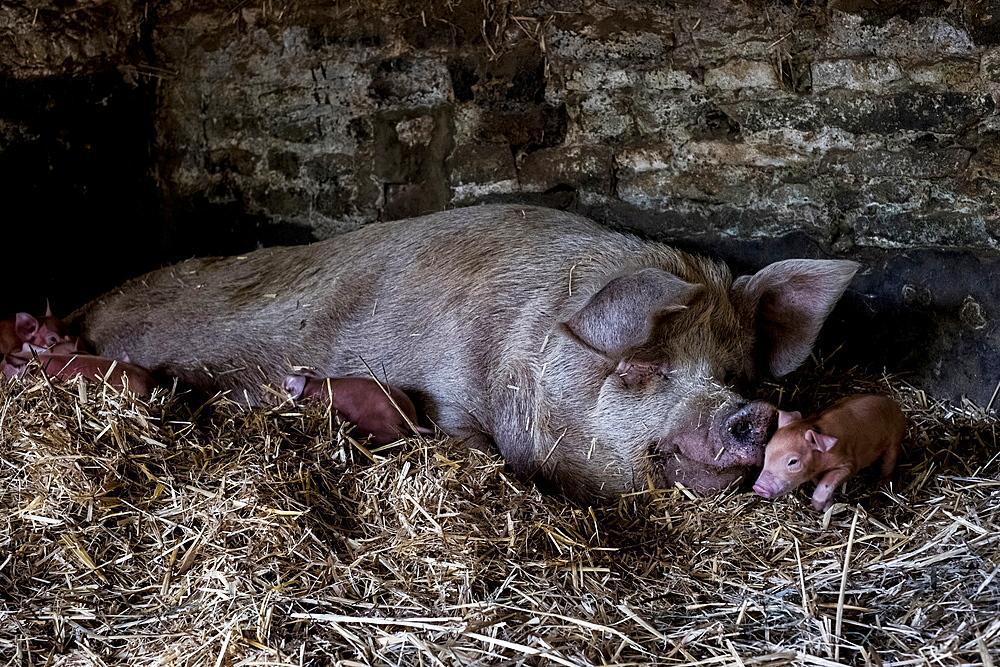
[722,401,778,466]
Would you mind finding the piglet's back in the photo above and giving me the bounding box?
[817,394,906,447]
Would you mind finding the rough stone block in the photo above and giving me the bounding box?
[462,104,568,151]
[267,149,301,179]
[632,90,707,138]
[368,56,452,107]
[566,91,632,142]
[825,12,975,59]
[812,58,903,92]
[618,162,783,210]
[727,91,995,134]
[372,110,449,183]
[383,182,447,221]
[564,62,635,91]
[250,186,312,217]
[305,153,354,185]
[855,210,997,249]
[823,148,972,179]
[965,0,1000,45]
[548,25,672,63]
[642,68,695,90]
[617,145,675,173]
[270,116,324,144]
[906,59,979,87]
[395,116,436,146]
[518,145,614,195]
[684,140,808,168]
[208,148,259,177]
[447,143,518,187]
[983,48,1000,82]
[704,59,780,90]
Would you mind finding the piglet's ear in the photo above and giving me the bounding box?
[805,429,838,452]
[45,299,53,318]
[14,313,39,341]
[778,409,802,428]
[563,268,703,358]
[283,374,307,399]
[734,259,859,378]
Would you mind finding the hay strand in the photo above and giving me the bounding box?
[1,354,999,666]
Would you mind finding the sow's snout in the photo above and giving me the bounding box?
[713,400,778,468]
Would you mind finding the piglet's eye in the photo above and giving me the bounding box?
[787,458,799,467]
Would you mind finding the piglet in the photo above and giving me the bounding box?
[752,394,906,511]
[0,305,76,354]
[283,373,433,445]
[2,342,157,398]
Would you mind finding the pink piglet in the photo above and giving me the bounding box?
[752,394,906,511]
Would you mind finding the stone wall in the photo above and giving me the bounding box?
[2,0,999,402]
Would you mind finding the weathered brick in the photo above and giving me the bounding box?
[447,144,517,186]
[208,148,259,176]
[855,210,997,249]
[368,56,452,107]
[566,91,633,141]
[983,48,1000,82]
[966,0,1000,45]
[267,149,301,179]
[812,58,903,92]
[704,59,780,90]
[617,145,675,172]
[395,116,436,146]
[825,12,975,59]
[250,186,311,217]
[305,153,354,184]
[548,25,672,63]
[823,148,972,179]
[632,90,707,137]
[727,92,995,134]
[564,63,635,91]
[642,68,695,90]
[518,145,614,194]
[684,140,808,168]
[906,59,979,87]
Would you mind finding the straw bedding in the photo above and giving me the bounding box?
[1,357,998,666]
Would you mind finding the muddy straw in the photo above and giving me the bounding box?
[0,354,998,666]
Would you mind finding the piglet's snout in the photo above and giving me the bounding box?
[721,401,778,467]
[752,476,775,498]
[753,471,789,499]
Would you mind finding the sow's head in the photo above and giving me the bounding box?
[542,257,859,503]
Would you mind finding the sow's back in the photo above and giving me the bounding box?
[72,205,858,503]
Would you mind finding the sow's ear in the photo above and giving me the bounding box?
[562,268,703,357]
[734,259,859,378]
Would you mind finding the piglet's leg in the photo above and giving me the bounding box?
[811,467,854,511]
[877,443,900,489]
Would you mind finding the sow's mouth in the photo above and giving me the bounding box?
[651,401,778,495]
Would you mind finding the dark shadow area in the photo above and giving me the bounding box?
[0,73,161,318]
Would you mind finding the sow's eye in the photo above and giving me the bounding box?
[787,457,799,468]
